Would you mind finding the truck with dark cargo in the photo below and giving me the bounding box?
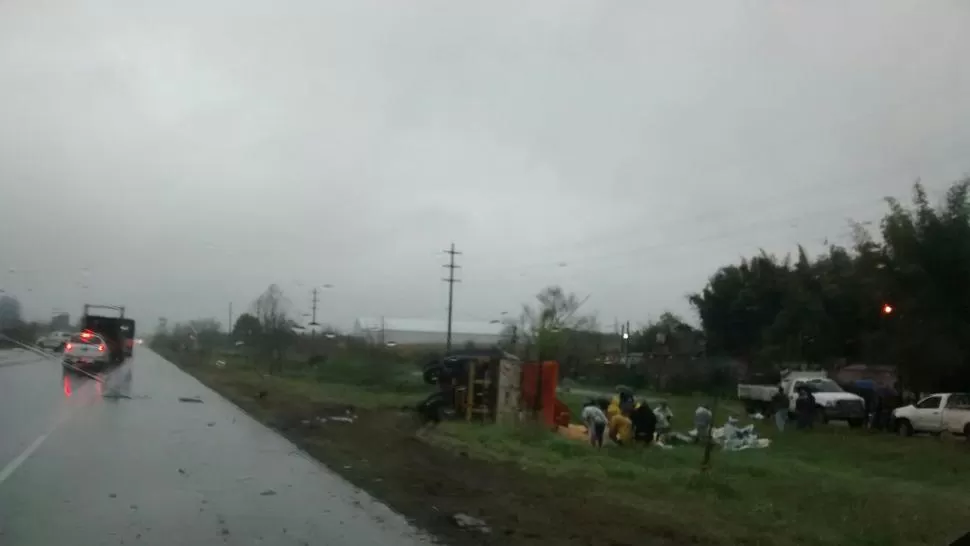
[80,304,136,363]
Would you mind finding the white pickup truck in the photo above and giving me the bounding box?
[738,370,867,427]
[892,393,970,437]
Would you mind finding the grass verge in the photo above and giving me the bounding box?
[169,350,970,546]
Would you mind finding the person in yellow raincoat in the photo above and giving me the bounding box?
[607,390,636,419]
[609,410,633,445]
[607,391,637,445]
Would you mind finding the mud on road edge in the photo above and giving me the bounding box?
[176,362,676,546]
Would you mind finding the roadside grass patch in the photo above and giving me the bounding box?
[430,394,970,546]
[169,351,970,546]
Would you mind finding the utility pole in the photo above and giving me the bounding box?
[228,302,233,335]
[621,321,630,365]
[309,288,320,327]
[626,320,630,353]
[442,243,461,352]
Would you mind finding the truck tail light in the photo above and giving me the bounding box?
[98,344,105,352]
[65,343,73,351]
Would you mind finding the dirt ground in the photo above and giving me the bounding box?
[190,371,674,546]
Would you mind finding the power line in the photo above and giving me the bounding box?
[476,181,954,282]
[501,152,962,267]
[442,243,462,352]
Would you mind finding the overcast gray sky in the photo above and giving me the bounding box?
[1,1,968,331]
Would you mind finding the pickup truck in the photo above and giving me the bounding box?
[892,392,970,437]
[739,370,867,427]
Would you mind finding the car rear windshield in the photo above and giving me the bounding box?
[69,334,101,344]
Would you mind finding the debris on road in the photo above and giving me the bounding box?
[109,493,117,498]
[178,396,203,403]
[207,422,216,427]
[259,489,277,496]
[452,513,491,534]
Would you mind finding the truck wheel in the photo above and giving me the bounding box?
[896,419,914,437]
[963,423,970,440]
[815,406,828,425]
[848,418,864,429]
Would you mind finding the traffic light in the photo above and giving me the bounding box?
[882,303,894,315]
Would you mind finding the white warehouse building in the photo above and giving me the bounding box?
[352,317,505,347]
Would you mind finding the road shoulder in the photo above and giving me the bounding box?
[174,357,670,546]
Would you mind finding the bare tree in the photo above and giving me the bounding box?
[519,286,594,338]
[517,286,596,360]
[252,284,293,373]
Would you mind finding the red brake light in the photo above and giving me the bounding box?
[65,343,73,351]
[98,344,105,352]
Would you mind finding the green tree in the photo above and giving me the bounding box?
[232,312,262,341]
[688,177,970,390]
[0,295,22,330]
[251,284,295,372]
[188,318,223,349]
[631,312,703,356]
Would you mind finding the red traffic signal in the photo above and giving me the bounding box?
[882,304,894,315]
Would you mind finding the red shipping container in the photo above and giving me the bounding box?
[521,361,561,429]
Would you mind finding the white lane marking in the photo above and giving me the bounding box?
[0,433,49,486]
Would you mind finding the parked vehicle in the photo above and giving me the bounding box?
[36,331,72,351]
[62,331,111,370]
[739,370,867,427]
[892,393,970,437]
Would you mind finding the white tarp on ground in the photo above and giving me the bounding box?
[716,418,771,450]
[679,416,772,451]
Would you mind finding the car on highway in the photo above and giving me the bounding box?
[36,331,73,351]
[62,331,111,370]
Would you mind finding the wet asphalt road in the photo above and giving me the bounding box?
[0,348,435,546]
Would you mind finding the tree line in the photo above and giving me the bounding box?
[510,178,970,393]
[689,178,970,391]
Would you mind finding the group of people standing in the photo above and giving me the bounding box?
[770,385,819,431]
[580,391,674,447]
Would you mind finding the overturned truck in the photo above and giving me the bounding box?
[419,348,570,428]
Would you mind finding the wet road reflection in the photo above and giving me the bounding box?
[0,348,432,546]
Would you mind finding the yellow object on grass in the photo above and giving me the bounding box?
[609,413,633,443]
[558,424,589,442]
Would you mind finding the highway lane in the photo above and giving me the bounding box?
[0,348,435,546]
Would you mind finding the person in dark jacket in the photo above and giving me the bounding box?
[631,401,657,445]
[795,387,815,430]
[772,386,789,431]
